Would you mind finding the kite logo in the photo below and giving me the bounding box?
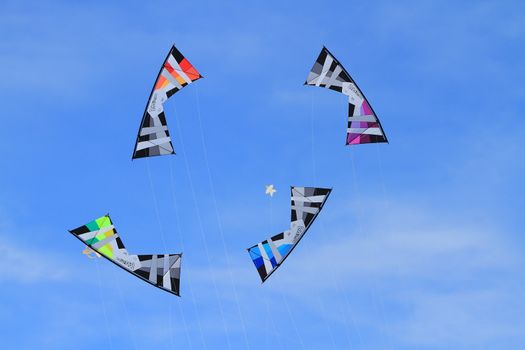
[293,226,305,243]
[117,257,135,270]
[342,82,361,98]
[149,94,158,113]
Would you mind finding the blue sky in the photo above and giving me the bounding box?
[1,0,524,349]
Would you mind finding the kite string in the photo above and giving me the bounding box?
[258,107,311,350]
[318,216,361,349]
[281,292,306,349]
[146,153,196,350]
[171,99,232,350]
[88,218,135,349]
[169,159,203,350]
[310,91,317,181]
[349,151,392,350]
[262,92,331,349]
[110,266,139,350]
[145,160,177,350]
[94,259,116,350]
[309,89,347,349]
[375,142,395,346]
[146,160,169,251]
[193,86,251,349]
[268,190,288,346]
[375,144,390,210]
[310,88,361,349]
[265,298,287,347]
[318,296,338,350]
[268,194,290,347]
[265,297,312,346]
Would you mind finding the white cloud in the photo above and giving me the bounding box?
[394,287,525,347]
[278,198,525,347]
[184,196,525,348]
[0,237,68,283]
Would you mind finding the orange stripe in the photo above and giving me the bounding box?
[154,75,167,90]
[167,69,187,85]
[175,75,186,84]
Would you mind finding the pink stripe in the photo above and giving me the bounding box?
[360,100,373,115]
[347,133,361,145]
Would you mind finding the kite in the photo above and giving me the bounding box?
[305,46,388,145]
[69,214,182,296]
[247,186,332,282]
[265,184,277,197]
[132,45,202,159]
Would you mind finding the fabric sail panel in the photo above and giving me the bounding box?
[68,214,182,296]
[305,46,388,145]
[247,186,332,282]
[132,45,202,159]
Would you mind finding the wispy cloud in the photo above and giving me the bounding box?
[184,196,525,348]
[0,236,68,283]
[394,287,525,347]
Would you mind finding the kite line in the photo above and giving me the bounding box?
[169,160,201,350]
[193,86,252,349]
[309,88,353,349]
[146,160,186,350]
[110,267,139,350]
[172,100,232,350]
[308,90,339,350]
[94,259,116,350]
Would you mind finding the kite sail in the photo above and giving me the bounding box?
[69,215,182,296]
[247,186,332,282]
[132,45,202,159]
[305,46,388,145]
